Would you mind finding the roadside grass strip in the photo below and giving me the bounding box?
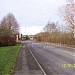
[0,44,21,75]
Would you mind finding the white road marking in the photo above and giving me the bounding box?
[28,47,47,75]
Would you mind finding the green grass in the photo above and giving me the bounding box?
[0,44,21,75]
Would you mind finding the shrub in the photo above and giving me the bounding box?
[0,35,16,46]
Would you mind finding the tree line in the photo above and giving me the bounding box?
[0,13,19,46]
[34,1,75,45]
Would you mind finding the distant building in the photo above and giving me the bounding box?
[29,35,34,40]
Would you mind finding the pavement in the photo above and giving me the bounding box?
[13,42,44,75]
[25,40,75,75]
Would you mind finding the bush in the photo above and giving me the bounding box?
[0,35,16,46]
[35,32,75,45]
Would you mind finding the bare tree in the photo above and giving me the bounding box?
[44,21,57,33]
[60,1,75,38]
[0,13,20,46]
[0,13,19,36]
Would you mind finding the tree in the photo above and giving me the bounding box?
[0,13,19,37]
[60,0,75,38]
[44,21,57,33]
[0,13,19,46]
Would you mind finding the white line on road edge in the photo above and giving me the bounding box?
[28,48,47,75]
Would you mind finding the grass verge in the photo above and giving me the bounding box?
[0,44,21,75]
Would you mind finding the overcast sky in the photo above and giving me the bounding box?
[0,0,67,35]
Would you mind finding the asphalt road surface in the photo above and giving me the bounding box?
[25,40,75,75]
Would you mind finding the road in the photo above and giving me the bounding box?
[25,40,75,75]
